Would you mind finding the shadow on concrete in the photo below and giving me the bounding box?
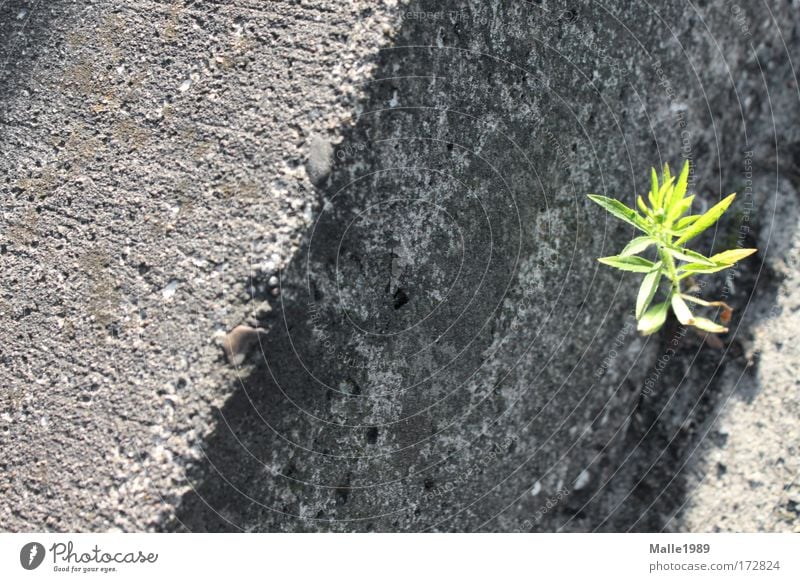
[169,1,799,532]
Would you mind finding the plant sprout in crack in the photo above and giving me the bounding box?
[588,160,757,336]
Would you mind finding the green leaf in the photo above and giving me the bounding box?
[637,301,670,335]
[674,214,700,230]
[674,193,737,245]
[671,292,695,325]
[649,168,659,208]
[709,248,758,265]
[636,266,662,319]
[667,160,690,211]
[637,195,650,215]
[657,176,675,210]
[678,262,732,276]
[587,195,649,233]
[663,162,672,185]
[667,194,694,224]
[598,255,656,273]
[666,247,715,265]
[692,317,728,334]
[620,236,656,257]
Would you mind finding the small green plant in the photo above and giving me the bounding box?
[588,161,757,336]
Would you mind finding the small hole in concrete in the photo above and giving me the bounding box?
[393,288,409,309]
[366,427,378,444]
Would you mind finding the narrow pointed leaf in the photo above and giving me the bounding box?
[674,193,737,245]
[675,214,700,230]
[678,262,732,276]
[709,248,757,265]
[649,168,659,208]
[671,292,695,325]
[680,294,717,307]
[620,236,655,257]
[598,255,656,273]
[668,194,694,224]
[657,176,676,210]
[666,247,715,265]
[587,195,649,233]
[663,163,672,185]
[637,301,670,335]
[681,295,734,324]
[636,267,662,318]
[692,317,728,334]
[668,160,690,210]
[637,195,650,215]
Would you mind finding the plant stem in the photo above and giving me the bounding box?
[658,239,680,295]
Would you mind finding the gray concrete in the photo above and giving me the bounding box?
[680,178,800,532]
[1,0,799,532]
[0,0,397,531]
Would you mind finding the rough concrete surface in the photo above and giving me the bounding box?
[1,0,799,532]
[1,0,400,531]
[680,179,800,532]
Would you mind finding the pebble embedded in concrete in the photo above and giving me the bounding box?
[573,469,591,491]
[222,325,267,366]
[305,134,333,186]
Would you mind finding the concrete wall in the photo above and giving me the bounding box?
[2,0,798,532]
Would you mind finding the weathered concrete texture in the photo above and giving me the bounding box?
[0,0,399,531]
[679,178,800,532]
[170,1,800,532]
[553,5,800,531]
[2,0,799,533]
